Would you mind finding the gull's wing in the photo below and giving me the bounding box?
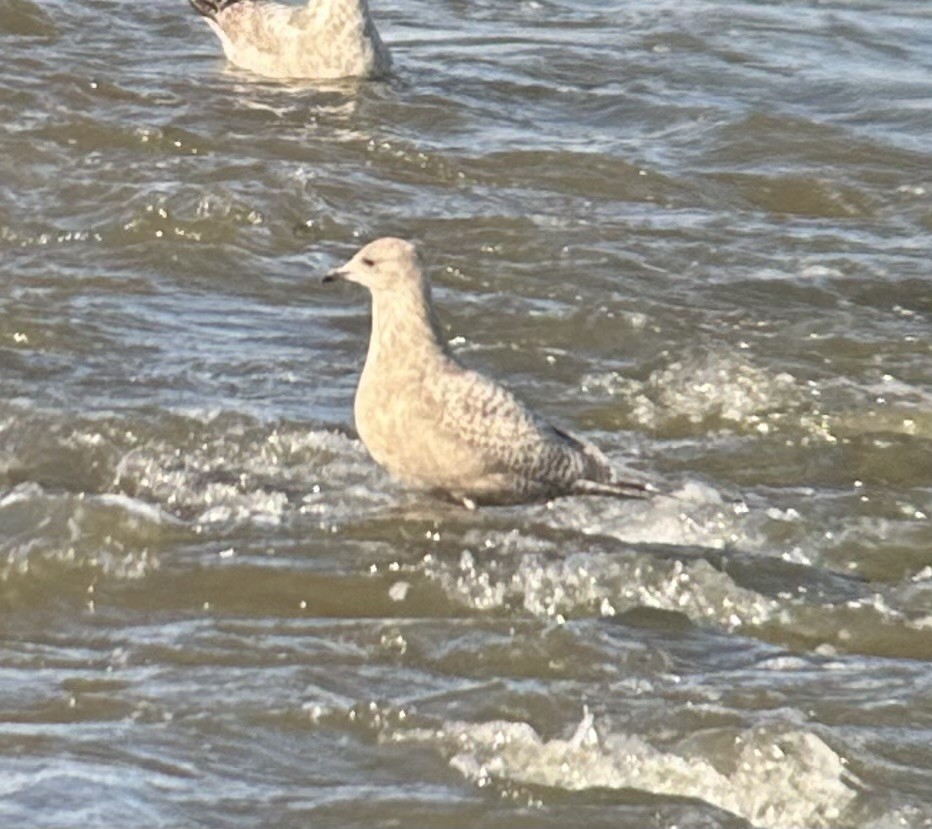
[428,359,611,487]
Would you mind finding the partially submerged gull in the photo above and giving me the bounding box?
[190,0,391,80]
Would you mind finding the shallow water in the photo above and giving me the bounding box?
[1,0,931,826]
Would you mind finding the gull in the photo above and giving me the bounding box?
[189,0,391,80]
[323,238,650,508]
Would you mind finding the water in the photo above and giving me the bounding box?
[1,0,930,826]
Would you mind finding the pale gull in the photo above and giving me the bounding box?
[190,0,391,80]
[323,237,651,508]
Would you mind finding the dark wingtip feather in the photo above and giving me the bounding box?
[189,0,246,18]
[571,479,654,500]
[189,0,217,17]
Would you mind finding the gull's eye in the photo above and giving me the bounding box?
[362,257,375,267]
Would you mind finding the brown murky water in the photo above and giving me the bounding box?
[1,1,931,826]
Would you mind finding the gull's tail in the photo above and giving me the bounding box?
[571,478,653,500]
[189,0,247,18]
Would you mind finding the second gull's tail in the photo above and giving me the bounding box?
[190,0,247,18]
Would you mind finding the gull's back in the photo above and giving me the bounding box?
[197,0,392,80]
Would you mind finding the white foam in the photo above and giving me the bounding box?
[582,351,801,432]
[95,493,180,526]
[388,710,858,829]
[418,545,777,631]
[113,425,376,529]
[547,480,747,549]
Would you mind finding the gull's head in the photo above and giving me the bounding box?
[324,237,424,294]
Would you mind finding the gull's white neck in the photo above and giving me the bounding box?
[365,282,448,373]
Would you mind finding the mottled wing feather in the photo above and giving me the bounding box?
[430,360,610,488]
